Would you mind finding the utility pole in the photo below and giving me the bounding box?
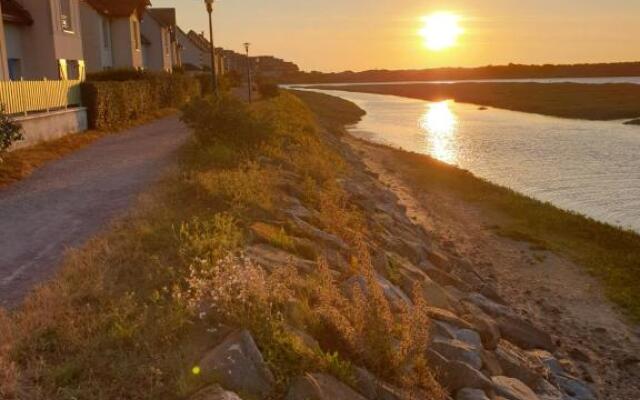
[204,0,218,97]
[244,42,252,103]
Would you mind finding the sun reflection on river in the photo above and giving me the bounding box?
[420,100,458,164]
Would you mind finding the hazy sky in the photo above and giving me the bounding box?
[152,0,640,72]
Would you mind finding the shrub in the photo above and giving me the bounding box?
[258,81,280,99]
[87,68,152,82]
[0,106,23,161]
[181,95,273,151]
[83,75,201,130]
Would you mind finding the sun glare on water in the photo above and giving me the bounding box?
[420,12,463,51]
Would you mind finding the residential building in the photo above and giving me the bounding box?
[176,27,207,71]
[79,0,149,73]
[187,30,224,75]
[141,8,177,72]
[253,55,299,78]
[1,0,85,80]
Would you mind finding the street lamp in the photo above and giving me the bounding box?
[204,0,218,97]
[244,42,252,103]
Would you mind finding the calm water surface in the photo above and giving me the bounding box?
[307,89,640,233]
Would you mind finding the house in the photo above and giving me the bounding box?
[187,30,224,76]
[79,0,149,73]
[0,0,85,80]
[253,55,299,78]
[176,26,207,71]
[141,8,180,72]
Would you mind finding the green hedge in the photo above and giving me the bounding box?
[82,74,201,130]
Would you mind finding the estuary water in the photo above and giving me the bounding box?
[305,89,640,233]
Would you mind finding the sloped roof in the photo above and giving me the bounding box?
[1,0,33,25]
[84,0,151,18]
[146,8,176,27]
[187,30,210,52]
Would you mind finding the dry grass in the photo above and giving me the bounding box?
[0,93,444,399]
[0,108,177,189]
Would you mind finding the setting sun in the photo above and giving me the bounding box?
[419,12,463,51]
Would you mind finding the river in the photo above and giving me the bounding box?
[303,88,640,233]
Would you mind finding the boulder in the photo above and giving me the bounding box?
[463,303,501,350]
[290,216,349,251]
[197,330,275,399]
[534,379,565,400]
[492,376,540,400]
[466,293,511,318]
[353,367,403,400]
[286,373,367,400]
[427,307,474,330]
[423,266,471,292]
[190,385,243,400]
[495,340,546,386]
[427,349,492,392]
[497,314,555,352]
[246,244,316,273]
[456,388,490,400]
[455,329,484,350]
[343,274,412,312]
[528,351,596,400]
[431,338,483,370]
[481,349,503,377]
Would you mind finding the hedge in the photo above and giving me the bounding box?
[82,74,201,130]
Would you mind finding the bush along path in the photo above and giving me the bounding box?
[1,93,598,400]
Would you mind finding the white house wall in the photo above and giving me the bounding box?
[110,14,142,70]
[0,1,9,80]
[141,16,171,72]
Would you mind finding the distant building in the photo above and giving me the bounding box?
[253,55,299,78]
[223,49,247,75]
[80,0,149,73]
[141,8,178,72]
[0,0,85,80]
[187,30,223,76]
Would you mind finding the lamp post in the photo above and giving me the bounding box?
[204,0,218,97]
[244,42,252,103]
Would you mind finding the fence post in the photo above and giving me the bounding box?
[19,78,27,116]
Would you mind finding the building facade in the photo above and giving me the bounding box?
[141,8,175,72]
[80,0,149,73]
[1,0,85,80]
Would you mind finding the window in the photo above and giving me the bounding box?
[102,18,111,49]
[132,20,141,50]
[67,60,80,80]
[8,59,22,81]
[60,0,73,32]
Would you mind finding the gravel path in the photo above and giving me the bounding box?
[0,116,189,308]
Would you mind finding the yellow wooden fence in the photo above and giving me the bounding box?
[0,79,82,116]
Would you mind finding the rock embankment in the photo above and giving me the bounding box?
[187,126,598,400]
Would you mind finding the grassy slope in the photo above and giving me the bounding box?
[0,93,443,399]
[309,82,640,121]
[294,90,640,321]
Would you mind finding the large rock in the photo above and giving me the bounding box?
[343,274,412,312]
[431,338,483,370]
[497,314,555,352]
[528,351,596,400]
[427,349,492,392]
[290,216,349,251]
[456,388,490,400]
[495,340,546,386]
[492,376,540,400]
[455,329,484,351]
[353,367,403,400]
[423,266,471,292]
[427,307,474,330]
[246,244,316,273]
[463,303,501,350]
[190,385,243,400]
[197,330,275,399]
[286,373,367,400]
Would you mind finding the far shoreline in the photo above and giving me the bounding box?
[305,81,640,123]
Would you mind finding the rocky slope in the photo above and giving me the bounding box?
[188,118,598,400]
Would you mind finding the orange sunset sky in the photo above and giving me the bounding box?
[153,0,640,72]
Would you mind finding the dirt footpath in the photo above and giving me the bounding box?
[0,116,188,308]
[347,136,640,400]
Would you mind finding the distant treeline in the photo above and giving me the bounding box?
[282,62,640,84]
